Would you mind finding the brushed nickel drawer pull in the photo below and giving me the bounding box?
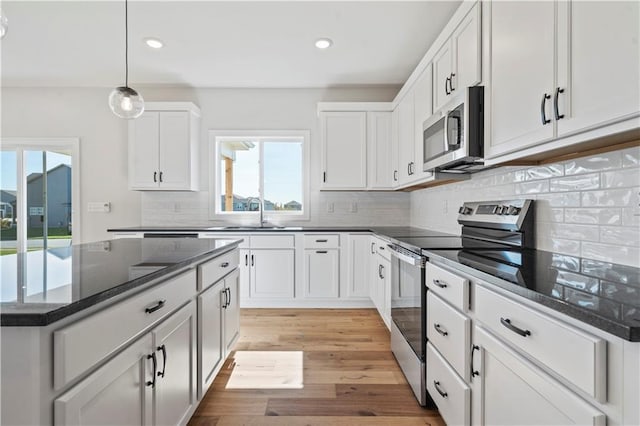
[220,262,230,268]
[316,239,328,243]
[145,299,166,314]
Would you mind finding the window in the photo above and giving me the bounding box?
[210,131,309,220]
[0,139,80,255]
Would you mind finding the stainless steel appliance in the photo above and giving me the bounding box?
[387,199,534,406]
[422,86,484,173]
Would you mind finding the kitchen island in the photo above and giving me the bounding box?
[0,237,242,426]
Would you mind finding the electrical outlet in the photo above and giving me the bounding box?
[349,202,358,213]
[88,202,111,213]
[327,202,334,213]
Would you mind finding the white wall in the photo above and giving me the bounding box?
[1,87,141,243]
[138,86,410,227]
[1,86,411,242]
[410,146,640,267]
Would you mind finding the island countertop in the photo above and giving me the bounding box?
[0,238,242,326]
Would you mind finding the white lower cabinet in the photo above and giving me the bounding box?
[153,303,197,426]
[369,236,391,328]
[55,302,197,426]
[250,249,295,298]
[472,325,605,426]
[427,342,471,426]
[304,249,339,298]
[346,234,371,299]
[198,269,240,398]
[55,334,154,426]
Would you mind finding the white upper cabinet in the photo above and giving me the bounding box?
[433,3,481,112]
[487,1,556,158]
[390,107,400,187]
[397,91,416,187]
[129,102,200,191]
[556,1,640,137]
[320,111,367,190]
[413,65,433,183]
[367,111,394,189]
[486,0,639,161]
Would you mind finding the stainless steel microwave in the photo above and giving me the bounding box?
[422,86,484,173]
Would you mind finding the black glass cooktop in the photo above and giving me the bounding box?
[425,247,640,341]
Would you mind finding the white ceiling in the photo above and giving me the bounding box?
[1,1,461,88]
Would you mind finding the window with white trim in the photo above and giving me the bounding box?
[210,131,309,221]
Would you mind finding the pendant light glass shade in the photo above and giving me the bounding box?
[109,0,144,119]
[108,86,144,119]
[0,8,8,39]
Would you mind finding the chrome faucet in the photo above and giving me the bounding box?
[246,197,265,227]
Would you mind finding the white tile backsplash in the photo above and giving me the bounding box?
[411,146,640,267]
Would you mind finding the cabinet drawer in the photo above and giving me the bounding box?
[303,234,339,248]
[198,249,239,291]
[426,342,470,426]
[475,284,607,402]
[251,235,294,249]
[426,262,469,312]
[427,292,471,380]
[53,270,196,390]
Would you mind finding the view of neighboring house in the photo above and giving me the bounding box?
[284,200,302,211]
[0,190,17,226]
[26,164,72,230]
[220,195,283,212]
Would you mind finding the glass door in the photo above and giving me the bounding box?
[1,141,77,255]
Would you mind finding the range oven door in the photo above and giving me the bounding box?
[388,245,426,361]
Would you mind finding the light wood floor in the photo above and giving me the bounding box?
[189,309,444,426]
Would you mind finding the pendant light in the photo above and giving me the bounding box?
[108,0,144,119]
[0,8,8,39]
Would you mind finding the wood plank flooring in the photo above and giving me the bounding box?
[189,309,444,426]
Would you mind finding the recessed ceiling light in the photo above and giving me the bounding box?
[144,37,164,49]
[315,38,333,49]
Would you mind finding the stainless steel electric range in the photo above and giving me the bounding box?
[386,199,534,406]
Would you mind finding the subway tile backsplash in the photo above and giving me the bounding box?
[411,145,640,267]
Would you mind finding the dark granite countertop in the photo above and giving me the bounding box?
[0,238,241,327]
[425,248,640,342]
[107,225,448,237]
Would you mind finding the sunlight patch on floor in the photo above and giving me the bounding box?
[226,351,304,389]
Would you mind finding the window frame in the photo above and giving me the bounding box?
[0,138,81,252]
[208,130,310,222]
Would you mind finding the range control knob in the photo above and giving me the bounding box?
[495,205,505,215]
[508,205,521,215]
[458,206,472,215]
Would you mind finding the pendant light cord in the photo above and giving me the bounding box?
[125,0,129,88]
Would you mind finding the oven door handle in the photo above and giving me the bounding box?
[387,245,425,268]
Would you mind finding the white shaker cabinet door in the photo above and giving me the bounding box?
[304,249,340,298]
[452,2,481,93]
[472,326,605,426]
[397,91,415,186]
[556,1,640,137]
[54,334,154,426]
[487,1,555,158]
[224,269,241,353]
[129,111,160,189]
[250,249,295,298]
[158,111,192,190]
[432,42,453,113]
[320,111,367,189]
[367,111,394,189]
[198,281,224,398]
[347,235,371,299]
[153,302,197,426]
